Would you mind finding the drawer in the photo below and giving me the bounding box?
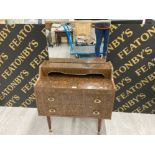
[44,89,105,106]
[41,89,111,118]
[47,105,106,118]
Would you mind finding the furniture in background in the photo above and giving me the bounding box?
[55,30,73,46]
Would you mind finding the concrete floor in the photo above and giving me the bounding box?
[0,107,155,135]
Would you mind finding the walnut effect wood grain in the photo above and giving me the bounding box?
[34,58,116,134]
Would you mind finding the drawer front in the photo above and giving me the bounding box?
[38,89,113,118]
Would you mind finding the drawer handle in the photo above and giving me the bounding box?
[94,99,101,103]
[48,97,55,102]
[49,108,56,113]
[93,110,100,116]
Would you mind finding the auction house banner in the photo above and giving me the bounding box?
[0,24,49,107]
[108,24,155,114]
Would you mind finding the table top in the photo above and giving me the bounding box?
[35,76,115,91]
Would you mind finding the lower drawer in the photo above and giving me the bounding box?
[47,104,106,118]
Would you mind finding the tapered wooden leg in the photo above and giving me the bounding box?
[97,119,102,135]
[47,116,52,132]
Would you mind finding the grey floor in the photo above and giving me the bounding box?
[0,44,155,135]
[49,44,71,58]
[0,107,155,135]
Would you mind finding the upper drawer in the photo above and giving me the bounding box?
[43,89,107,106]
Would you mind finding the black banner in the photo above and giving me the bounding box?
[0,24,154,114]
[108,24,155,114]
[0,24,49,107]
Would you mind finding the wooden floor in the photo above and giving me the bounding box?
[0,44,154,135]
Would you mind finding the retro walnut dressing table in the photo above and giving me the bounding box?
[34,58,116,134]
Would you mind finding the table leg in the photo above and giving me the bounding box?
[58,35,61,45]
[97,118,102,135]
[47,116,52,132]
[55,32,58,46]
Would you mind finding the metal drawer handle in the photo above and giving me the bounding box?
[94,99,101,103]
[49,108,56,113]
[48,97,55,102]
[93,110,100,116]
